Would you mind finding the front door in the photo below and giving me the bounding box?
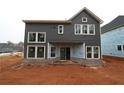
[60,47,70,60]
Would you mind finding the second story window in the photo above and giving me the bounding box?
[82,24,88,34]
[29,32,36,42]
[28,32,46,43]
[75,24,95,35]
[58,25,64,34]
[38,33,45,42]
[89,24,95,34]
[75,24,81,34]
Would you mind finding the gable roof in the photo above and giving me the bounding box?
[101,16,124,34]
[69,7,103,24]
[23,7,103,24]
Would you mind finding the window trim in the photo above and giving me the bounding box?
[86,46,100,59]
[74,24,95,35]
[28,32,46,43]
[82,17,88,22]
[27,45,45,59]
[82,17,87,22]
[28,32,37,43]
[58,25,64,34]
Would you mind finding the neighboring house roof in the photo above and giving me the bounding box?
[23,7,103,24]
[101,16,124,34]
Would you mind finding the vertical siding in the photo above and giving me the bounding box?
[101,26,124,57]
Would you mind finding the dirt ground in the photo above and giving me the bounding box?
[0,55,124,85]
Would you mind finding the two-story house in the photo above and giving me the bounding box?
[23,7,103,65]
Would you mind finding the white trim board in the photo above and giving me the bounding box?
[28,32,46,43]
[58,25,64,34]
[86,46,100,59]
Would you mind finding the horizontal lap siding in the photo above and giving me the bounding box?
[24,10,101,59]
[101,26,124,57]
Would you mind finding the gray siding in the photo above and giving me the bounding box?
[24,10,101,59]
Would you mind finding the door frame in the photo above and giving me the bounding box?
[60,47,71,60]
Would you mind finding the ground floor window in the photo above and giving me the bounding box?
[51,47,56,57]
[37,47,44,58]
[117,45,124,51]
[28,46,35,58]
[27,46,45,59]
[86,46,100,59]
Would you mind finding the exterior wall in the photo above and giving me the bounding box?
[24,10,101,59]
[47,43,85,59]
[101,26,124,57]
[47,43,60,59]
[71,44,85,58]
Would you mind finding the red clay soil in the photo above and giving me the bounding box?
[0,56,124,85]
[0,55,22,72]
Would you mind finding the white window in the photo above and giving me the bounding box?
[28,32,46,43]
[28,32,36,42]
[82,24,88,34]
[28,46,35,58]
[27,46,45,59]
[51,47,56,57]
[37,46,45,58]
[75,24,95,35]
[58,25,64,34]
[86,46,100,59]
[82,17,87,22]
[89,24,95,34]
[75,24,81,34]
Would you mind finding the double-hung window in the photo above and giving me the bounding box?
[58,25,64,34]
[28,32,36,42]
[75,24,95,35]
[75,24,81,34]
[89,24,95,34]
[28,32,46,43]
[82,24,88,34]
[51,47,56,57]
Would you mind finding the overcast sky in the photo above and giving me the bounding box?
[0,0,124,43]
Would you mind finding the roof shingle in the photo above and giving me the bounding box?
[101,16,124,34]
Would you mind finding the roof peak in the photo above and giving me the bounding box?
[23,7,103,24]
[69,7,103,24]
